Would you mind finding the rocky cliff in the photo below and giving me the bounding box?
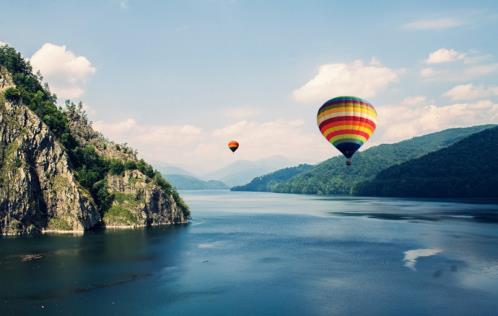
[0,45,188,235]
[0,97,101,234]
[105,170,187,227]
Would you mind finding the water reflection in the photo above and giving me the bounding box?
[1,191,498,315]
[403,248,443,270]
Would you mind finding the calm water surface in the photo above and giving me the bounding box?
[1,191,498,315]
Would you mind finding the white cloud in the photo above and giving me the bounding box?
[443,84,498,101]
[94,118,331,174]
[403,248,442,271]
[119,1,129,9]
[401,95,427,106]
[420,48,498,81]
[404,17,465,30]
[30,43,96,99]
[293,59,399,103]
[376,99,498,144]
[426,48,465,64]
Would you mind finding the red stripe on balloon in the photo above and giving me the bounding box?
[319,116,376,131]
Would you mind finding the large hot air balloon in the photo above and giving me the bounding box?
[317,96,377,166]
[228,140,239,153]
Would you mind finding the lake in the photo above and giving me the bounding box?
[1,191,498,315]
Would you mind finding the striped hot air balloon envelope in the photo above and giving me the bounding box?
[317,96,377,165]
[228,140,239,153]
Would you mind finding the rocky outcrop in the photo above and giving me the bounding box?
[64,102,189,228]
[0,61,188,235]
[65,102,137,162]
[1,46,189,235]
[0,99,101,235]
[104,170,187,227]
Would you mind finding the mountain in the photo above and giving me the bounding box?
[233,125,495,195]
[232,164,313,191]
[165,174,228,190]
[0,45,188,235]
[153,162,193,177]
[355,127,498,198]
[204,156,292,187]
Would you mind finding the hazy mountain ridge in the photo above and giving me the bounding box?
[154,163,194,177]
[233,125,496,196]
[165,174,228,190]
[204,156,292,187]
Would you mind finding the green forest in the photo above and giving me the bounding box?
[355,127,498,198]
[233,125,496,197]
[232,164,312,192]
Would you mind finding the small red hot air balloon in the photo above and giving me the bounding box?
[228,140,239,153]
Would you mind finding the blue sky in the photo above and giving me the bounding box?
[1,0,498,173]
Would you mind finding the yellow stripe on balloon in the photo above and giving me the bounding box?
[323,125,374,139]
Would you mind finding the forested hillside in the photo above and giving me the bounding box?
[0,44,188,235]
[232,164,312,191]
[355,127,498,198]
[165,174,228,190]
[233,125,495,195]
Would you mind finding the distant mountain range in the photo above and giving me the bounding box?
[232,125,497,198]
[157,156,293,189]
[153,162,193,177]
[203,156,292,187]
[165,174,228,190]
[355,126,498,198]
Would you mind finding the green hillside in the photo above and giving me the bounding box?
[165,174,228,190]
[355,127,498,198]
[232,164,312,192]
[234,125,495,195]
[0,44,188,221]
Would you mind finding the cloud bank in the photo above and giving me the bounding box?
[293,59,399,104]
[426,48,465,64]
[30,43,96,99]
[376,100,498,144]
[443,84,498,101]
[94,118,331,174]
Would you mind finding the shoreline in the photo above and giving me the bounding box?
[1,220,189,237]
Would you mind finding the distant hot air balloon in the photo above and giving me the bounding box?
[228,140,239,153]
[317,96,377,166]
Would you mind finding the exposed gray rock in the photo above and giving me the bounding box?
[0,100,101,235]
[0,65,188,235]
[104,170,187,227]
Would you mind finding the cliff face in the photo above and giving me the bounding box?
[105,170,187,227]
[0,47,188,235]
[63,102,188,228]
[0,99,100,235]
